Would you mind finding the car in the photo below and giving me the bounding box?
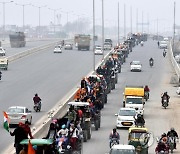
[109,144,136,154]
[94,46,103,55]
[7,106,32,127]
[130,61,142,72]
[115,108,136,128]
[54,45,62,53]
[159,41,168,49]
[104,42,112,50]
[0,47,6,56]
[64,43,73,50]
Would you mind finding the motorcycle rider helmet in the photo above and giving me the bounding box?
[161,133,166,137]
[62,124,66,129]
[113,128,116,133]
[35,93,38,97]
[170,127,175,131]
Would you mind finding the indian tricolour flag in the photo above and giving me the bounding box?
[3,111,9,132]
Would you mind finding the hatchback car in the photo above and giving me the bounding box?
[54,45,62,53]
[64,43,73,50]
[0,47,6,56]
[130,61,142,72]
[109,144,136,154]
[116,108,136,128]
[7,106,32,127]
[95,46,103,55]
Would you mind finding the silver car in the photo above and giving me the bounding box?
[7,106,32,127]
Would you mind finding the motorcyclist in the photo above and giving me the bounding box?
[155,141,168,153]
[33,93,41,105]
[144,85,150,98]
[159,133,168,144]
[140,41,144,46]
[161,92,170,105]
[134,114,145,126]
[109,128,120,148]
[157,41,160,48]
[167,127,179,149]
[149,57,154,65]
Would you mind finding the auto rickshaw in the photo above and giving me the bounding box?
[128,127,149,154]
[20,139,55,154]
[0,57,8,70]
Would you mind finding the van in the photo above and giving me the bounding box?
[109,144,136,154]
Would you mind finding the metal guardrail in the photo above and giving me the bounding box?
[169,41,180,82]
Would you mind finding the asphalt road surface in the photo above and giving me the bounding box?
[0,46,109,153]
[82,40,180,154]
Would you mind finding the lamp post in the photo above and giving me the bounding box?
[118,2,120,45]
[102,0,104,59]
[48,8,61,35]
[31,4,46,37]
[0,0,13,40]
[15,3,31,31]
[93,0,95,71]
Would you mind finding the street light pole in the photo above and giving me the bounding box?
[173,1,176,52]
[130,6,132,34]
[49,8,61,35]
[15,3,31,31]
[124,4,126,40]
[0,1,13,40]
[93,0,95,71]
[136,8,138,32]
[118,2,120,45]
[102,0,104,59]
[31,5,46,37]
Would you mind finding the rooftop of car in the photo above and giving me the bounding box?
[111,144,135,150]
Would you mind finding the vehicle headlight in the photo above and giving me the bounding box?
[117,117,122,121]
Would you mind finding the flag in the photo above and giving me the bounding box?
[3,111,9,132]
[28,140,35,154]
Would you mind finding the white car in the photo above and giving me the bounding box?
[54,45,62,53]
[64,43,73,50]
[130,61,142,72]
[159,41,168,49]
[109,144,136,154]
[95,46,103,55]
[116,108,136,128]
[7,106,32,127]
[0,47,6,56]
[104,42,112,50]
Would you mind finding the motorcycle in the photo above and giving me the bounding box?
[144,92,149,101]
[34,101,41,112]
[149,60,154,67]
[110,138,119,148]
[162,97,168,109]
[168,136,175,153]
[163,50,167,57]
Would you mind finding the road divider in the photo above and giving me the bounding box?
[169,42,180,83]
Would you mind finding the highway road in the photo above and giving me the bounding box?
[83,40,180,154]
[1,38,60,57]
[0,46,109,153]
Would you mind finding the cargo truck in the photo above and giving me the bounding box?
[74,34,91,51]
[123,86,145,115]
[9,32,26,48]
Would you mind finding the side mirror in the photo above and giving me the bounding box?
[130,62,132,65]
[115,113,118,116]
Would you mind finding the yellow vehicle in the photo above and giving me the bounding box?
[0,57,8,70]
[123,86,145,115]
[128,127,149,154]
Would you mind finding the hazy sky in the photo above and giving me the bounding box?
[0,0,179,33]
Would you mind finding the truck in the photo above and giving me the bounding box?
[9,32,26,48]
[74,34,91,51]
[104,38,113,47]
[123,86,145,115]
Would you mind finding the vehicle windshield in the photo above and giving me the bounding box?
[129,132,147,140]
[8,108,24,113]
[55,46,61,48]
[96,47,102,50]
[119,110,136,116]
[126,98,142,104]
[131,61,140,65]
[110,149,135,154]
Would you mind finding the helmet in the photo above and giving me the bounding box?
[161,133,166,137]
[113,128,116,133]
[35,93,38,96]
[171,127,175,131]
[61,124,66,129]
[137,114,142,118]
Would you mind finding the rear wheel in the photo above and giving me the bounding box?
[83,130,87,142]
